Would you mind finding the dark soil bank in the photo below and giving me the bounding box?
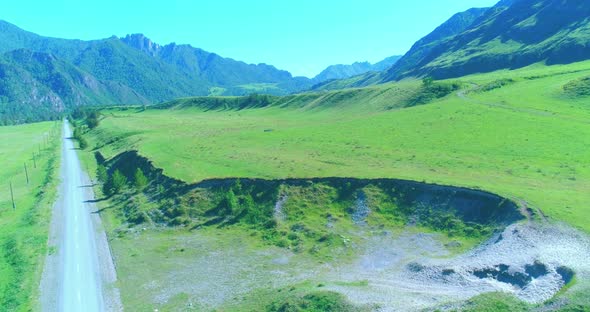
[99,150,524,229]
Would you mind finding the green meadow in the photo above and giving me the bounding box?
[71,60,590,311]
[0,121,60,310]
[86,61,590,233]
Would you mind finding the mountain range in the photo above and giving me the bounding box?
[382,0,590,80]
[2,0,590,124]
[311,7,491,91]
[316,0,590,90]
[0,19,403,124]
[0,20,308,123]
[312,56,401,83]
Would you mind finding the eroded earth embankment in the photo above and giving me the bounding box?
[99,150,589,310]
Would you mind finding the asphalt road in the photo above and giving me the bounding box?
[59,121,104,311]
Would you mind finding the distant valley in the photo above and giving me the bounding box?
[0,20,401,124]
[3,0,590,124]
[312,56,401,83]
[3,0,590,311]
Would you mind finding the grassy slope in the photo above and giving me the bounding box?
[311,71,385,91]
[0,121,61,311]
[86,61,590,233]
[386,0,590,80]
[75,61,590,311]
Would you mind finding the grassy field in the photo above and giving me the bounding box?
[85,60,590,233]
[0,121,61,311]
[71,60,590,310]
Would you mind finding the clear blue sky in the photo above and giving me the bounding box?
[3,0,498,77]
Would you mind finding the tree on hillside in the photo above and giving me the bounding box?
[86,111,101,129]
[422,76,434,87]
[243,193,262,224]
[78,136,88,149]
[71,107,87,120]
[221,189,238,215]
[134,168,148,191]
[86,116,99,129]
[96,165,108,183]
[112,170,127,194]
[73,127,82,140]
[104,170,127,195]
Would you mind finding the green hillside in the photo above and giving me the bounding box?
[5,0,590,125]
[310,7,489,91]
[71,60,590,311]
[0,20,317,124]
[81,60,590,232]
[121,34,306,91]
[310,71,385,91]
[71,38,211,101]
[0,49,148,124]
[0,21,310,96]
[384,7,489,81]
[4,1,590,311]
[384,0,590,80]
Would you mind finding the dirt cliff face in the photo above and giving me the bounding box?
[102,150,524,229]
[99,150,590,310]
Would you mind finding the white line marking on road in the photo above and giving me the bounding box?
[77,290,81,303]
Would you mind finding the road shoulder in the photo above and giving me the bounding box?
[81,169,123,311]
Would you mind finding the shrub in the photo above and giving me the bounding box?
[169,216,190,226]
[218,189,238,215]
[264,219,278,229]
[243,193,264,224]
[78,136,88,149]
[71,107,87,120]
[422,76,434,87]
[123,198,149,224]
[563,76,590,97]
[267,291,358,312]
[72,127,82,140]
[407,80,461,107]
[276,238,289,248]
[164,205,188,219]
[72,125,88,149]
[480,78,515,92]
[86,116,99,129]
[86,117,99,129]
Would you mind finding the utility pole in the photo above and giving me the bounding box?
[24,163,29,185]
[10,182,15,210]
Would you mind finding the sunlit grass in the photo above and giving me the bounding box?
[0,121,61,310]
